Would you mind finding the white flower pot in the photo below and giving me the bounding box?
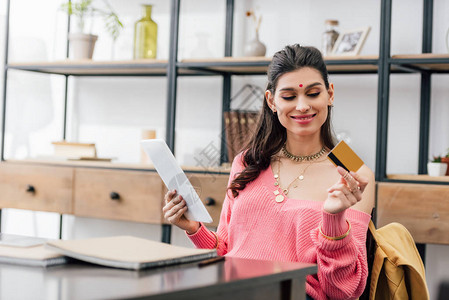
[68,33,98,60]
[427,162,448,176]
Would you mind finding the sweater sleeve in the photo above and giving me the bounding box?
[186,153,245,256]
[307,209,371,300]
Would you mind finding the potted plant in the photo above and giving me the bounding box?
[60,0,123,59]
[427,156,448,176]
[441,149,449,175]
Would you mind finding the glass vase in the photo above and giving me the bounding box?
[133,5,158,59]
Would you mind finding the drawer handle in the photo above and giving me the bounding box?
[110,192,120,200]
[26,185,35,193]
[204,197,216,206]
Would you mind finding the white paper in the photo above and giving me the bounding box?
[141,139,213,223]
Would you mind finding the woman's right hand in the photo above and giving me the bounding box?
[162,190,200,234]
[324,166,369,214]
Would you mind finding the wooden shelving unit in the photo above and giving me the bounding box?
[179,55,380,75]
[391,53,449,72]
[7,55,381,77]
[7,59,169,76]
[179,56,271,75]
[387,174,449,183]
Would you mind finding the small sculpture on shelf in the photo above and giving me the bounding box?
[243,9,266,57]
[60,0,123,60]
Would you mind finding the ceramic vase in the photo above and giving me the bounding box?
[427,162,448,176]
[244,31,266,57]
[68,33,98,59]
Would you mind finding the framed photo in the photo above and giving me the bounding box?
[331,27,371,56]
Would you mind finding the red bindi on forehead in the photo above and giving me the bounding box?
[299,84,303,88]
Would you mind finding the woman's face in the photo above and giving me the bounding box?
[265,67,334,139]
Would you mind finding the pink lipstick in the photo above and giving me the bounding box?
[291,114,316,124]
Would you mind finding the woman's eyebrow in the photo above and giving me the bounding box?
[279,82,323,92]
[278,87,297,92]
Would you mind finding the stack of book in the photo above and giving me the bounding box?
[52,141,112,162]
[223,110,259,162]
[0,234,68,267]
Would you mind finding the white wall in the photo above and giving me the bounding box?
[0,0,448,298]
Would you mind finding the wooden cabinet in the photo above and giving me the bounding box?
[0,161,231,227]
[73,168,164,224]
[0,163,73,214]
[184,172,230,227]
[377,182,449,245]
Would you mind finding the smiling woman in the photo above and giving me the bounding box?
[162,44,375,300]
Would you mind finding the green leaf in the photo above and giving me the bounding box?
[60,0,123,39]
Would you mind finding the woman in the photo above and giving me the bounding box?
[163,44,375,300]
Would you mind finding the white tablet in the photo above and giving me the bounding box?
[141,139,213,223]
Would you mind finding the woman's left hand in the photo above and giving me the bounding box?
[323,166,369,214]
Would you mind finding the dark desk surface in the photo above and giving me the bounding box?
[0,257,317,300]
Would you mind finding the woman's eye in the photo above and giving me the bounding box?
[282,96,295,100]
[308,92,320,97]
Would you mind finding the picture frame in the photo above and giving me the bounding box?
[331,27,371,56]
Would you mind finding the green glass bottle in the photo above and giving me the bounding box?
[133,5,158,59]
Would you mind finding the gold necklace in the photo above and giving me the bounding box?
[282,144,326,162]
[273,159,314,203]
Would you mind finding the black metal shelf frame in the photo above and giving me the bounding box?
[390,57,449,66]
[376,0,434,261]
[1,0,11,162]
[0,0,11,234]
[376,0,437,181]
[178,59,380,76]
[375,0,392,182]
[389,55,449,74]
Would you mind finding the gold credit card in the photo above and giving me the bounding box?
[327,140,364,172]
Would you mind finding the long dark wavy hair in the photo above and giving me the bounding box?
[229,44,336,198]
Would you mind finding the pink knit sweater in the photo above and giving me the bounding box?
[187,154,371,300]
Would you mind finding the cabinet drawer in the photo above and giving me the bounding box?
[74,168,164,224]
[0,163,73,213]
[184,173,229,228]
[377,182,449,244]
